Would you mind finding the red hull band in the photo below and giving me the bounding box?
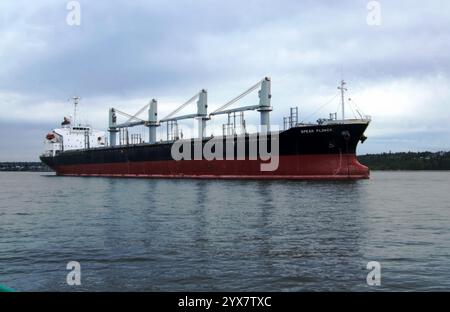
[52,154,369,180]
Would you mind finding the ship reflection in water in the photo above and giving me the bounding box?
[0,171,450,291]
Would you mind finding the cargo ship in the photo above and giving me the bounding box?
[40,78,371,179]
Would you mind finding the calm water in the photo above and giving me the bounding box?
[0,171,449,291]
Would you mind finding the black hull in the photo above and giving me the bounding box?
[40,122,370,179]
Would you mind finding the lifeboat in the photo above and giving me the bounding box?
[46,133,56,141]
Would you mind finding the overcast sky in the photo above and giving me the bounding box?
[1,0,449,160]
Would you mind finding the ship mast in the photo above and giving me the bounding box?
[71,96,81,126]
[337,80,347,120]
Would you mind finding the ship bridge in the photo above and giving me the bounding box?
[42,98,107,157]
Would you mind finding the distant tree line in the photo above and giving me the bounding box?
[358,151,450,170]
[0,162,51,172]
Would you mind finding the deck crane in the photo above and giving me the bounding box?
[209,77,272,133]
[108,99,159,146]
[160,89,208,140]
[107,77,271,145]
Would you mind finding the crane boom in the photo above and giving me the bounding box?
[161,91,202,122]
[124,103,150,124]
[210,79,263,116]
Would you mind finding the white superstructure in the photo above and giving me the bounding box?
[43,123,107,157]
[43,98,107,156]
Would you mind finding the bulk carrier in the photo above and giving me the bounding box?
[40,78,371,179]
